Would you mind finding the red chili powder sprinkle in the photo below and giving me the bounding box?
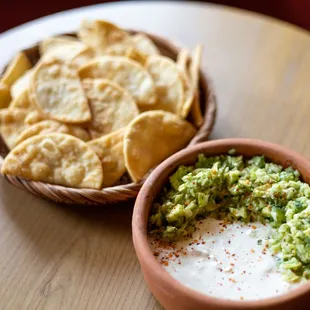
[163,261,169,266]
[153,252,160,257]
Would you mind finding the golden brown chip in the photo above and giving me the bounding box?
[30,58,91,124]
[143,56,184,114]
[10,90,31,109]
[15,120,90,145]
[88,128,126,187]
[0,84,11,109]
[176,49,195,119]
[1,133,103,189]
[11,69,33,99]
[83,79,139,139]
[39,35,79,55]
[124,111,196,182]
[78,19,130,55]
[39,35,94,67]
[189,45,204,127]
[9,90,45,125]
[103,35,159,57]
[0,52,32,87]
[131,33,160,55]
[70,47,95,69]
[103,44,131,57]
[0,108,30,149]
[126,48,147,65]
[79,56,157,107]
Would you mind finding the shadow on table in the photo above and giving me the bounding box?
[0,176,135,262]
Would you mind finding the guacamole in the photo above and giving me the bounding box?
[148,153,310,282]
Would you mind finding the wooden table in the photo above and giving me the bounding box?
[0,2,309,309]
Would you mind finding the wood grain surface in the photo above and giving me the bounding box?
[0,2,309,310]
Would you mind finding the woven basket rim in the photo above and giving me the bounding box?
[0,29,217,205]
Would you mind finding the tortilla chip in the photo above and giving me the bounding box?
[143,56,184,114]
[39,35,79,55]
[82,79,139,139]
[130,33,160,55]
[15,120,90,145]
[0,108,30,149]
[189,45,204,127]
[0,83,11,109]
[10,69,33,99]
[30,58,91,124]
[79,56,157,107]
[78,19,130,55]
[2,133,103,189]
[124,111,196,182]
[88,128,126,187]
[176,49,195,119]
[1,52,32,87]
[126,47,147,65]
[70,47,95,69]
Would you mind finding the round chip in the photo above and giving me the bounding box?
[131,33,160,55]
[143,56,184,114]
[88,128,126,187]
[1,133,103,189]
[124,111,196,182]
[176,48,195,118]
[15,120,90,145]
[10,90,45,125]
[79,56,157,107]
[78,19,130,55]
[39,35,79,55]
[82,79,139,139]
[30,58,91,124]
[0,108,29,149]
[11,69,33,99]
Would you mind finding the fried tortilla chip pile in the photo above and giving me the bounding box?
[0,20,204,189]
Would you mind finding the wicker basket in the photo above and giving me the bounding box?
[0,30,217,205]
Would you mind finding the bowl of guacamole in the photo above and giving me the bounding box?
[132,138,310,310]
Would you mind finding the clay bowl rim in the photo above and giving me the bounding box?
[132,138,310,309]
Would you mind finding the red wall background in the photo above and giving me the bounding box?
[0,0,309,33]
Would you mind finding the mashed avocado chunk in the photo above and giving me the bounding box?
[148,153,310,282]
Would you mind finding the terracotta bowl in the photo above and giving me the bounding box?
[132,138,310,310]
